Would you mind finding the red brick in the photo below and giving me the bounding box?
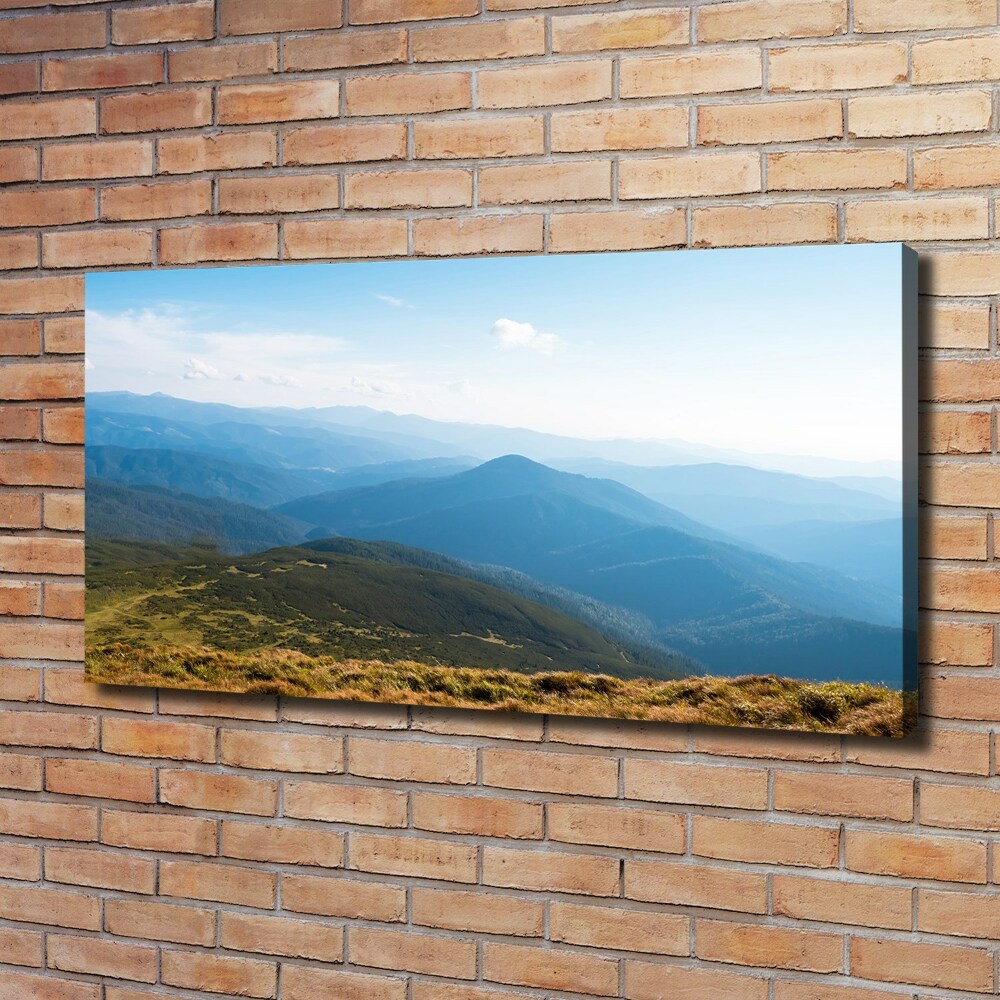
[0,187,94,227]
[221,0,343,35]
[43,229,153,269]
[351,926,476,979]
[0,582,41,617]
[346,72,471,116]
[1,10,106,54]
[483,746,618,796]
[483,845,618,895]
[846,829,987,883]
[0,276,84,314]
[218,174,339,214]
[0,147,38,184]
[0,841,40,879]
[101,180,212,221]
[284,780,407,827]
[625,759,768,808]
[696,919,842,973]
[159,768,278,816]
[218,79,340,125]
[221,912,343,962]
[285,122,406,165]
[0,619,81,661]
[284,217,408,259]
[159,859,276,907]
[0,494,41,528]
[220,729,343,772]
[353,832,478,882]
[46,758,154,803]
[43,407,83,443]
[42,140,151,182]
[0,234,37,271]
[0,60,38,96]
[45,581,88,615]
[285,30,406,71]
[112,1,215,44]
[45,846,155,895]
[222,820,345,867]
[355,0,476,21]
[412,886,544,937]
[0,752,42,791]
[550,901,689,955]
[0,884,99,930]
[413,215,543,256]
[851,936,993,992]
[0,321,40,356]
[101,718,216,762]
[158,131,277,174]
[626,858,768,913]
[162,951,277,998]
[159,222,279,264]
[0,798,97,841]
[105,899,215,947]
[0,925,42,967]
[626,962,769,1000]
[0,538,82,574]
[283,966,405,1000]
[170,41,278,82]
[43,53,163,92]
[101,88,213,134]
[694,815,840,868]
[483,942,618,996]
[0,972,96,1000]
[101,809,217,855]
[412,792,543,839]
[413,17,544,60]
[43,317,84,353]
[282,873,405,922]
[773,874,912,930]
[414,116,543,159]
[478,60,611,109]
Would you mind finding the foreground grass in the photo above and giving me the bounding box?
[87,644,911,735]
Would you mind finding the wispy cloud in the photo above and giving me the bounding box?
[376,293,415,310]
[350,375,397,397]
[184,357,222,380]
[490,317,561,354]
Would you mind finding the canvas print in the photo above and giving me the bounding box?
[85,244,917,735]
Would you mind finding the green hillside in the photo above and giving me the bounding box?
[86,479,312,555]
[86,540,687,680]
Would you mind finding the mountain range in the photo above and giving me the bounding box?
[85,391,905,686]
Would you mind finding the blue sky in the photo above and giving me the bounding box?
[86,244,906,466]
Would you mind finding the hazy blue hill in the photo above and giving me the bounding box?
[87,479,312,555]
[86,445,351,508]
[823,475,902,502]
[88,392,468,459]
[277,454,723,541]
[87,408,415,472]
[538,525,898,628]
[748,517,902,593]
[86,540,686,680]
[552,459,897,524]
[300,457,477,492]
[661,611,903,687]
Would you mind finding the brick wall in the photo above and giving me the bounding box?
[0,0,998,996]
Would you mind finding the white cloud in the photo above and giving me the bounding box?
[350,375,396,397]
[183,357,222,380]
[376,293,414,309]
[84,358,95,371]
[490,317,561,354]
[259,373,302,388]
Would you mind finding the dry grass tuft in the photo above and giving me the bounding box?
[87,643,911,736]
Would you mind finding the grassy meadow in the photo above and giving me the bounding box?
[86,643,910,736]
